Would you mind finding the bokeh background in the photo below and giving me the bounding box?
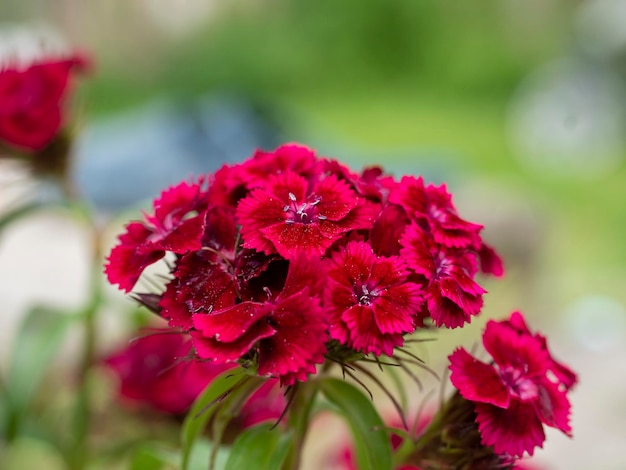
[2,1,626,469]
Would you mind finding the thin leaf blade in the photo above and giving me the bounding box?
[317,377,393,470]
[181,369,244,470]
[224,423,292,470]
[5,307,75,414]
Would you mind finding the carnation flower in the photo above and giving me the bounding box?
[499,311,577,390]
[104,330,286,425]
[104,332,232,415]
[326,241,423,355]
[105,179,208,292]
[400,223,485,328]
[98,143,578,470]
[240,143,322,188]
[236,170,373,259]
[0,54,86,151]
[191,254,328,385]
[389,175,483,249]
[448,312,576,457]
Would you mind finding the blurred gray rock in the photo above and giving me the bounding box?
[73,94,285,212]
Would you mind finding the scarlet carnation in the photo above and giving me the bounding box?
[0,55,86,150]
[191,255,328,385]
[389,175,483,249]
[236,170,373,259]
[105,179,208,292]
[400,223,485,328]
[448,312,575,457]
[326,241,423,355]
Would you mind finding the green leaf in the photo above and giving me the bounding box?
[187,439,230,470]
[224,423,292,470]
[3,306,75,439]
[206,376,263,470]
[129,439,230,470]
[181,369,254,470]
[317,377,393,470]
[129,446,169,470]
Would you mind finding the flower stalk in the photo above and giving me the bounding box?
[282,382,318,470]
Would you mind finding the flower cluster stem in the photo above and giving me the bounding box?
[282,382,318,470]
[66,198,104,470]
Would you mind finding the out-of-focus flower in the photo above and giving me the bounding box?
[104,330,286,421]
[449,312,576,458]
[104,331,231,415]
[0,54,87,151]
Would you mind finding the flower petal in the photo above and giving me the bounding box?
[449,348,510,407]
[193,302,268,342]
[482,320,549,376]
[534,379,572,436]
[104,222,164,292]
[191,321,276,363]
[257,290,327,379]
[475,399,546,457]
[371,283,422,335]
[342,305,403,355]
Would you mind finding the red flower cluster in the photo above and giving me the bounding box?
[449,311,577,458]
[106,144,502,385]
[0,54,86,151]
[104,331,285,422]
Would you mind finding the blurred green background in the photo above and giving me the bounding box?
[2,0,626,469]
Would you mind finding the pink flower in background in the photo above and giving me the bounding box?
[0,54,87,150]
[449,312,575,457]
[104,332,231,415]
[104,330,285,421]
[333,411,432,470]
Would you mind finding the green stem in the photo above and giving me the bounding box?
[282,382,318,470]
[65,199,104,470]
[392,393,452,468]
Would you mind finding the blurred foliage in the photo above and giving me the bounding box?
[84,0,574,114]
